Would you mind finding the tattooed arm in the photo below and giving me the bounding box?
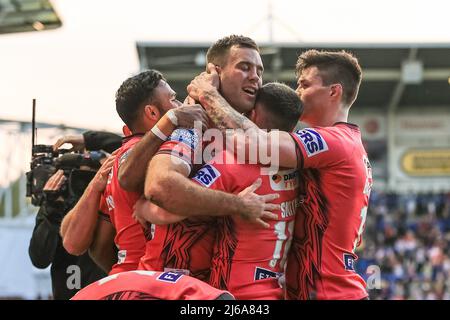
[118,105,209,193]
[187,63,257,131]
[201,89,258,131]
[144,154,279,228]
[187,63,297,169]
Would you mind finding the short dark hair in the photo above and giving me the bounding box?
[115,70,164,129]
[206,35,259,67]
[296,50,362,106]
[256,82,302,132]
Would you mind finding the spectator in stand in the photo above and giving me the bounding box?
[357,191,450,300]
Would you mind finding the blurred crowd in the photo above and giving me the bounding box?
[356,190,450,300]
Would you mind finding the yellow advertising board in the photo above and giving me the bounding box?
[402,149,450,176]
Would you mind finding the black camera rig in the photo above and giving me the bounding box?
[25,99,107,206]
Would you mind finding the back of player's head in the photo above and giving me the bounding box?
[256,82,302,132]
[206,35,259,68]
[296,50,362,106]
[115,69,164,130]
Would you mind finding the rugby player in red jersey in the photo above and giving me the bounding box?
[71,270,234,300]
[136,83,302,299]
[186,50,372,300]
[61,70,208,274]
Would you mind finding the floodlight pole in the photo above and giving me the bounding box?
[387,47,419,192]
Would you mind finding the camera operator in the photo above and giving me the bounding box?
[28,151,115,300]
[53,130,123,154]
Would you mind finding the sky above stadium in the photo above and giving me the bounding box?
[0,0,449,132]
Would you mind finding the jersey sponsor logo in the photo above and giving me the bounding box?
[157,271,184,283]
[294,128,329,157]
[269,169,299,191]
[168,129,200,149]
[192,164,221,188]
[343,253,356,271]
[117,250,127,264]
[281,198,301,218]
[254,267,281,281]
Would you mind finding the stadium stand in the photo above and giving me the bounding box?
[358,190,450,299]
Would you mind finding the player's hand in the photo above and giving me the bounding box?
[187,63,220,102]
[133,197,150,230]
[174,104,209,132]
[43,170,66,191]
[90,150,117,193]
[53,134,85,152]
[237,178,280,228]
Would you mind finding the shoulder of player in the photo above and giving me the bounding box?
[119,134,143,152]
[116,139,139,166]
[291,125,361,164]
[303,125,356,148]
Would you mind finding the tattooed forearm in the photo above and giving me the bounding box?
[201,90,258,131]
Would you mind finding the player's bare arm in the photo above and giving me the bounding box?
[118,105,209,192]
[88,219,117,273]
[133,199,213,226]
[133,197,187,225]
[60,153,116,255]
[144,154,279,228]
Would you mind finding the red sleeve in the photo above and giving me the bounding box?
[290,127,347,169]
[156,128,201,172]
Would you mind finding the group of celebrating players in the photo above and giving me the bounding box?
[57,35,372,300]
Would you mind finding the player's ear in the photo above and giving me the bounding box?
[206,62,221,74]
[330,83,343,101]
[144,104,161,121]
[122,125,132,136]
[215,65,222,76]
